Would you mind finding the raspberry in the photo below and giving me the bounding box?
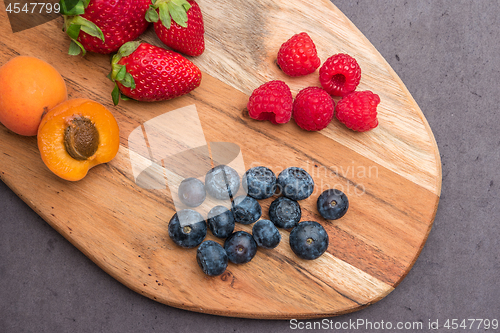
[247,80,293,124]
[277,32,321,77]
[319,53,361,97]
[292,87,335,131]
[335,91,380,132]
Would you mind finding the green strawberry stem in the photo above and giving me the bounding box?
[145,0,191,29]
[59,0,89,15]
[109,41,141,105]
[60,0,104,56]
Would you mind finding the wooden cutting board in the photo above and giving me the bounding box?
[0,0,441,319]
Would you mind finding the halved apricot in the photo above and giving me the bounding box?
[37,98,120,181]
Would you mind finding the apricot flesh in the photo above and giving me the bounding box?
[38,98,120,181]
[0,56,67,136]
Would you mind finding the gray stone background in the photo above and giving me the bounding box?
[1,1,499,332]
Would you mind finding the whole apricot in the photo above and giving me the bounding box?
[0,56,68,136]
[37,98,120,181]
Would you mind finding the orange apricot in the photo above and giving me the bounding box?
[0,56,68,136]
[37,98,120,181]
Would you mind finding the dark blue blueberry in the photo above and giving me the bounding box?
[277,167,314,201]
[252,219,281,249]
[178,177,206,207]
[289,221,329,260]
[204,165,240,200]
[168,209,207,248]
[196,240,228,276]
[268,196,301,229]
[317,189,349,220]
[242,166,277,199]
[207,205,235,238]
[232,195,262,225]
[224,231,258,264]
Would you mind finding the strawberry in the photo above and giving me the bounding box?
[108,41,202,105]
[145,0,205,56]
[59,0,151,55]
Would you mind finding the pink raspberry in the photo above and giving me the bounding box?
[292,87,335,131]
[335,90,380,132]
[247,80,293,124]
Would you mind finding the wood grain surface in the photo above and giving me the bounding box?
[0,0,441,319]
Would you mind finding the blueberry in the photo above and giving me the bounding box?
[168,209,207,248]
[317,189,349,220]
[289,221,329,260]
[207,205,235,238]
[178,177,206,207]
[232,195,262,225]
[277,167,314,201]
[224,231,258,264]
[204,165,240,200]
[242,166,277,199]
[252,220,281,249]
[196,240,228,276]
[268,196,301,229]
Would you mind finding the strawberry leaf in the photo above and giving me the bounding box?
[115,65,127,81]
[112,84,121,106]
[72,16,105,42]
[145,6,159,23]
[68,40,84,56]
[122,73,136,89]
[158,3,171,29]
[172,0,191,12]
[118,41,141,58]
[66,23,81,40]
[167,1,188,28]
[109,41,138,101]
[59,0,85,15]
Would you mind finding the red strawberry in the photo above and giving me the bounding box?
[60,0,150,55]
[145,0,205,57]
[277,32,321,77]
[335,91,380,132]
[108,42,202,104]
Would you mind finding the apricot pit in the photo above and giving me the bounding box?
[64,116,100,160]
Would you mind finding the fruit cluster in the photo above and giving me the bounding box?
[59,0,205,105]
[0,0,208,181]
[168,165,349,277]
[0,56,120,181]
[248,32,380,133]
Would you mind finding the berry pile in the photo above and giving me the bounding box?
[247,32,381,133]
[168,165,350,277]
[59,0,206,105]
